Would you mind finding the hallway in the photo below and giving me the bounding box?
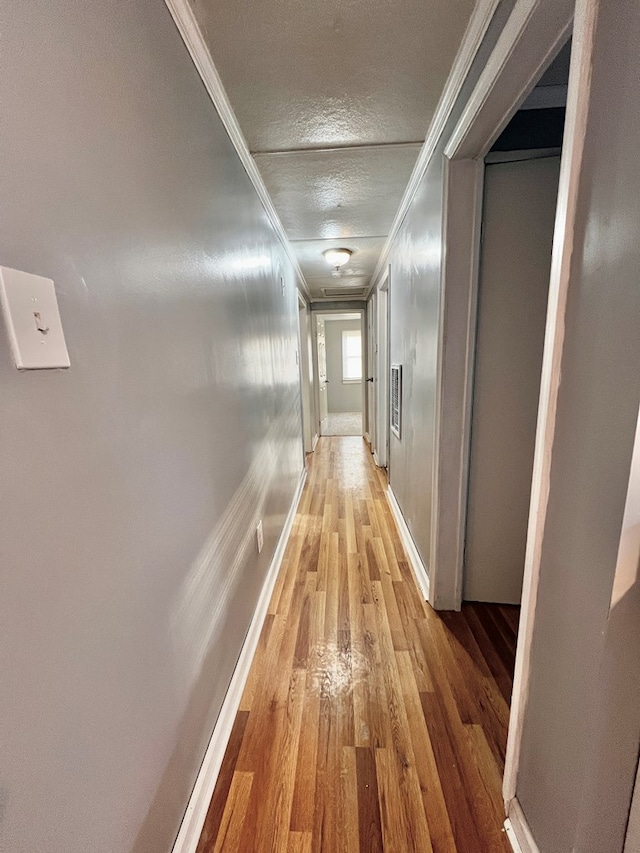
[197,438,517,852]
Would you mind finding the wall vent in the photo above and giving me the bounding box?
[321,286,367,298]
[391,364,402,439]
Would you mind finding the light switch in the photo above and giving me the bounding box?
[0,266,70,369]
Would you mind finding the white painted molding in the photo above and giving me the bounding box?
[387,486,430,600]
[311,432,319,452]
[503,0,598,804]
[429,157,484,612]
[172,467,307,853]
[373,450,381,467]
[163,0,311,301]
[367,0,501,293]
[445,0,574,160]
[505,820,524,853]
[505,798,541,853]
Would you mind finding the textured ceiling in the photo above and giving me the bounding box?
[190,0,477,298]
[254,146,422,241]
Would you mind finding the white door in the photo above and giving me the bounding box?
[375,276,390,468]
[366,297,376,449]
[297,300,313,453]
[317,318,328,431]
[464,156,561,603]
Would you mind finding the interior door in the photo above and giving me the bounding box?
[366,299,376,449]
[297,300,313,453]
[464,156,561,603]
[317,318,328,430]
[376,277,389,468]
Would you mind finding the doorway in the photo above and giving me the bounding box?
[373,270,390,470]
[463,40,570,604]
[430,27,573,612]
[297,293,316,454]
[464,153,562,604]
[315,311,364,437]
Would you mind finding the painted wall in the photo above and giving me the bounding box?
[464,156,560,604]
[517,0,640,848]
[0,3,303,852]
[325,319,363,413]
[381,0,517,567]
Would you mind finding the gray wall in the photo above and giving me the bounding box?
[0,3,303,852]
[325,318,363,413]
[382,0,517,567]
[517,0,640,849]
[464,156,560,604]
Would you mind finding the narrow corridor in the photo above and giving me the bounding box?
[197,438,517,852]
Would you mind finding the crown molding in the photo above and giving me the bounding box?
[367,0,502,294]
[164,0,311,300]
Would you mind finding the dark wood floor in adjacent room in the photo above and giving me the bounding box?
[196,437,519,853]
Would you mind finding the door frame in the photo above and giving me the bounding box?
[426,0,599,830]
[365,293,376,450]
[430,0,574,614]
[374,268,390,470]
[312,307,366,436]
[296,291,316,454]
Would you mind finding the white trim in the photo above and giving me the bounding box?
[172,467,307,853]
[311,432,319,451]
[374,269,390,470]
[445,0,573,160]
[367,0,501,293]
[504,820,523,853]
[429,158,484,611]
[504,798,541,853]
[163,0,310,301]
[386,486,430,601]
[373,450,381,467]
[503,0,598,803]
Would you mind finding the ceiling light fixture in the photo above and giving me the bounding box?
[323,248,352,269]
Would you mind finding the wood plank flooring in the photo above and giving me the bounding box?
[196,437,519,853]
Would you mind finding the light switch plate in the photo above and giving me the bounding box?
[0,266,70,369]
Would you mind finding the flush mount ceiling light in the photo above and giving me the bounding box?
[323,248,352,269]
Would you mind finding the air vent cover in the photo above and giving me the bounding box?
[391,364,402,439]
[321,286,367,298]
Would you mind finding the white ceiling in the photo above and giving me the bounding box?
[191,0,477,299]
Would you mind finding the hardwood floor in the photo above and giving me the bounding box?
[196,437,519,853]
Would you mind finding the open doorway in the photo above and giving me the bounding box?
[297,292,317,454]
[464,45,569,604]
[430,26,573,612]
[315,311,364,436]
[371,269,390,471]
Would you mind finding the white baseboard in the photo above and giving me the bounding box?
[311,432,319,451]
[172,467,307,853]
[505,798,540,853]
[373,450,381,467]
[386,486,430,600]
[364,432,371,444]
